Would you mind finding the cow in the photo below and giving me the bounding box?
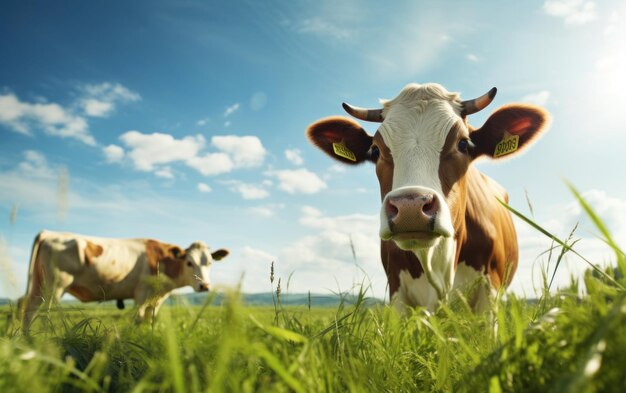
[306,83,549,311]
[18,230,229,330]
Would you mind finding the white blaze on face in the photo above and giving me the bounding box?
[378,83,464,299]
[200,264,212,289]
[186,244,213,290]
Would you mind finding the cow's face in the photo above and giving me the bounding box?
[307,83,548,292]
[372,87,467,250]
[182,242,229,292]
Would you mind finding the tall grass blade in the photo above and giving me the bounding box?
[497,197,624,290]
[566,182,626,282]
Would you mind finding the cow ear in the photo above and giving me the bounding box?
[469,104,550,160]
[306,116,374,164]
[169,246,184,259]
[211,249,229,261]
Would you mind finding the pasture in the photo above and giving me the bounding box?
[2,190,626,393]
[0,188,625,392]
[1,187,625,393]
[0,277,625,393]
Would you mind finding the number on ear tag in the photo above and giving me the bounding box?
[494,132,519,158]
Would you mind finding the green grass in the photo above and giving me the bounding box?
[1,282,625,392]
[1,184,625,392]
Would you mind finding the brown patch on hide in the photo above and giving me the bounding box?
[381,240,424,297]
[84,241,103,266]
[458,168,519,289]
[67,285,93,302]
[145,240,185,279]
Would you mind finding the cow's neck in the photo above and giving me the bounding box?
[412,237,456,301]
[386,169,470,310]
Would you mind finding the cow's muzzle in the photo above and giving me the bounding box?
[380,186,453,247]
[198,283,210,292]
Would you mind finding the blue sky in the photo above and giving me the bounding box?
[1,0,626,300]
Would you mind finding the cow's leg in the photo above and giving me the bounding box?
[453,262,494,312]
[18,291,44,333]
[18,260,49,333]
[150,294,170,317]
[134,284,158,322]
[19,275,66,332]
[136,293,170,323]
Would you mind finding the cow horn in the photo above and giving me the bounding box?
[461,87,497,116]
[342,102,384,122]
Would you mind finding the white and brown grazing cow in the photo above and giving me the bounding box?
[19,230,229,330]
[307,83,549,311]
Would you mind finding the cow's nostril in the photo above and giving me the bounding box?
[423,200,436,216]
[386,199,399,220]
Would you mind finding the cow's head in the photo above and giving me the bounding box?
[306,83,549,297]
[181,241,229,292]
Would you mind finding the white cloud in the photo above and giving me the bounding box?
[103,144,125,163]
[0,92,95,145]
[154,166,174,179]
[196,118,209,126]
[543,0,597,25]
[467,53,480,62]
[79,82,140,118]
[223,180,269,200]
[17,150,55,178]
[247,203,283,218]
[329,164,347,173]
[510,188,626,297]
[211,245,278,293]
[224,121,231,128]
[1,82,139,145]
[212,135,266,168]
[268,168,327,194]
[83,99,114,117]
[248,206,274,217]
[223,103,240,117]
[186,153,234,176]
[0,151,72,213]
[197,182,212,193]
[285,148,304,165]
[521,90,551,106]
[296,17,354,40]
[82,82,140,102]
[116,131,267,178]
[119,131,205,171]
[278,206,385,296]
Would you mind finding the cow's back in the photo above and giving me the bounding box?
[32,231,149,301]
[459,168,518,289]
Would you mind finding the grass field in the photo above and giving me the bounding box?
[1,280,625,392]
[1,186,625,392]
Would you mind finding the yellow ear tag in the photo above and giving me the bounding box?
[332,141,357,162]
[494,131,519,158]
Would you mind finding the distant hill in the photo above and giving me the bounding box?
[0,292,384,308]
[167,292,383,307]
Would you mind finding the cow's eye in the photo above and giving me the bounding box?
[457,139,469,154]
[187,261,193,267]
[370,146,380,161]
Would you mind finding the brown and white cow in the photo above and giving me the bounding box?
[19,230,229,330]
[306,83,549,311]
